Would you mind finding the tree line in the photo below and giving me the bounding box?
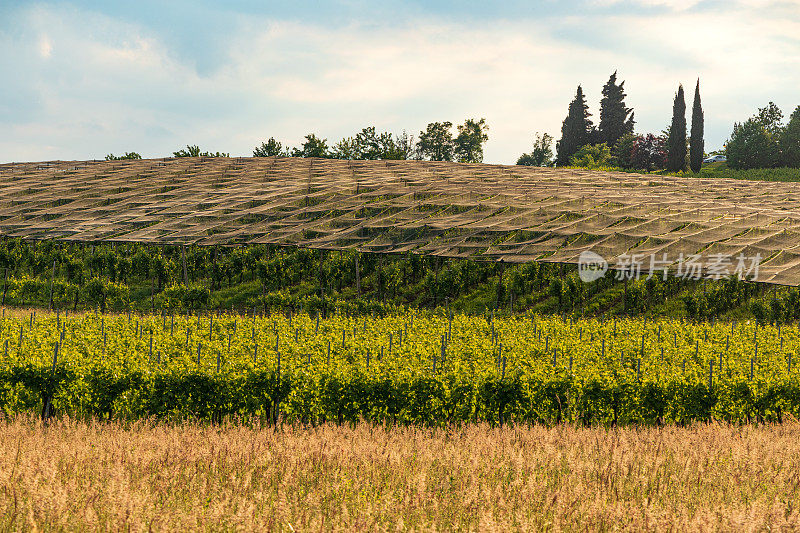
[103,73,800,174]
[106,120,491,164]
[252,119,490,163]
[523,73,706,173]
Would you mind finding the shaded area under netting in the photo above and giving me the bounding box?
[0,238,795,322]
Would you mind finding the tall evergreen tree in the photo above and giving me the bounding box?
[598,71,634,148]
[556,85,593,166]
[689,79,704,172]
[666,84,687,172]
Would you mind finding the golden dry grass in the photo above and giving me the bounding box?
[1,418,800,531]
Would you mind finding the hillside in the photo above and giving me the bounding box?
[3,157,800,284]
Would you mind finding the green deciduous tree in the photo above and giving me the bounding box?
[569,143,612,169]
[173,145,229,158]
[331,136,359,160]
[726,103,784,169]
[331,128,415,160]
[726,119,780,169]
[598,71,634,148]
[105,152,142,161]
[454,118,489,163]
[612,133,636,169]
[756,102,784,136]
[556,85,593,166]
[253,137,287,157]
[666,85,687,172]
[416,122,454,161]
[689,79,704,173]
[291,134,330,158]
[631,134,667,172]
[781,106,800,167]
[357,127,393,160]
[516,133,554,166]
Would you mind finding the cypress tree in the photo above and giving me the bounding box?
[689,79,704,172]
[667,84,687,172]
[599,71,635,148]
[556,85,593,166]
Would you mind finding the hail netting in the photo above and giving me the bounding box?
[2,157,800,284]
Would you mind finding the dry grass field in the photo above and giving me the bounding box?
[1,418,799,531]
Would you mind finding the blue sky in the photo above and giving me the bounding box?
[1,0,799,163]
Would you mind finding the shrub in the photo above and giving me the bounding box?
[569,143,613,169]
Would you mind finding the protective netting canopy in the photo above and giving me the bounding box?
[1,156,800,284]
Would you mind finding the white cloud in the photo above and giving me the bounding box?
[1,2,799,163]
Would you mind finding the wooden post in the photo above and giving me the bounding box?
[212,246,218,291]
[623,278,628,312]
[48,259,56,311]
[42,342,59,420]
[355,252,360,295]
[1,267,7,305]
[708,360,713,389]
[182,245,189,286]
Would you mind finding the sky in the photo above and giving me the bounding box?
[1,0,799,164]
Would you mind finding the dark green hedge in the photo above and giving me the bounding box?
[1,365,796,426]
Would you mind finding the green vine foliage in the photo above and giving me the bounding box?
[0,238,794,320]
[0,311,796,425]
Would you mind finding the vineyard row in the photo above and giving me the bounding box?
[1,310,799,424]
